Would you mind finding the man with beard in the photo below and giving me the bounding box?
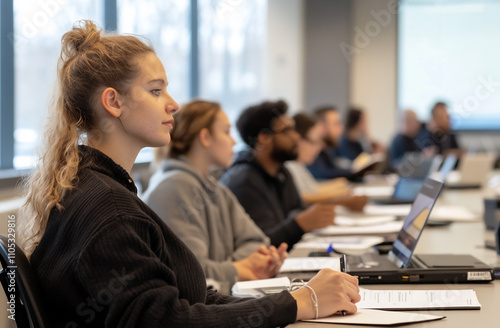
[221,100,335,249]
[307,106,360,181]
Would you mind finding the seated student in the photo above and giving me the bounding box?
[19,21,360,327]
[286,113,368,211]
[338,107,385,161]
[142,100,287,294]
[220,100,336,249]
[307,106,359,180]
[389,109,436,170]
[416,101,462,157]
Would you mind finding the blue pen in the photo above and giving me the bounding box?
[326,242,334,255]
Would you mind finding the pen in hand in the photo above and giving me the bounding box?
[339,254,347,316]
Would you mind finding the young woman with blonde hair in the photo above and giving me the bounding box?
[19,20,360,327]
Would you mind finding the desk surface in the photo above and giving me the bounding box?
[288,184,500,328]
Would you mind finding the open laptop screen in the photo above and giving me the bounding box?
[398,154,436,179]
[438,154,457,180]
[391,179,444,268]
[392,177,425,201]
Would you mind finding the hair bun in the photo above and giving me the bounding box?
[61,20,102,59]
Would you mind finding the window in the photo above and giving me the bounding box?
[118,0,191,105]
[118,0,191,162]
[198,0,267,126]
[0,0,268,171]
[398,0,500,130]
[13,0,104,168]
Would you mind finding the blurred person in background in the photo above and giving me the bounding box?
[338,107,385,161]
[307,106,363,181]
[415,101,462,157]
[389,109,436,170]
[287,113,368,211]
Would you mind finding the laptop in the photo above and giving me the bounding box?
[397,153,442,179]
[372,155,451,205]
[371,177,425,205]
[346,178,494,284]
[445,153,495,189]
[435,154,457,181]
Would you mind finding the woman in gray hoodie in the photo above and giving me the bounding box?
[142,100,288,294]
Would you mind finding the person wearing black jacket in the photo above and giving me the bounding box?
[220,100,336,249]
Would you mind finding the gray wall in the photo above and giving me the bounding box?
[266,0,305,112]
[350,0,398,144]
[304,0,351,114]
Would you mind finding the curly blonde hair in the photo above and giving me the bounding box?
[19,20,154,257]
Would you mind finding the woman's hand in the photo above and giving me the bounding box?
[291,268,360,321]
[234,243,288,280]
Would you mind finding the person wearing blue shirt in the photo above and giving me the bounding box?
[389,109,435,170]
[307,106,356,180]
[415,102,462,157]
[338,107,384,161]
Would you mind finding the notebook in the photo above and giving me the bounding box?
[345,178,494,284]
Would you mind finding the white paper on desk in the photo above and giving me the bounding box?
[279,257,340,273]
[363,204,479,222]
[352,186,395,197]
[313,221,403,236]
[357,289,481,310]
[303,309,445,325]
[294,236,385,251]
[232,277,290,298]
[363,204,412,216]
[430,205,479,222]
[335,215,397,227]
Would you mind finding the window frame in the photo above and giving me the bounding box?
[0,0,200,189]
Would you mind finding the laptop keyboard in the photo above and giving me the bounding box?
[348,253,422,269]
[347,253,381,267]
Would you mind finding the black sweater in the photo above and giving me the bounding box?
[220,150,305,249]
[30,146,297,327]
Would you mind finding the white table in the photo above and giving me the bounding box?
[288,185,500,327]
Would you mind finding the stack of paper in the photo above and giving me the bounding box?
[352,185,395,197]
[357,289,481,310]
[278,257,340,273]
[294,236,385,252]
[430,205,479,222]
[335,215,397,227]
[231,277,290,298]
[313,221,403,236]
[362,204,479,222]
[363,204,412,216]
[304,309,445,325]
